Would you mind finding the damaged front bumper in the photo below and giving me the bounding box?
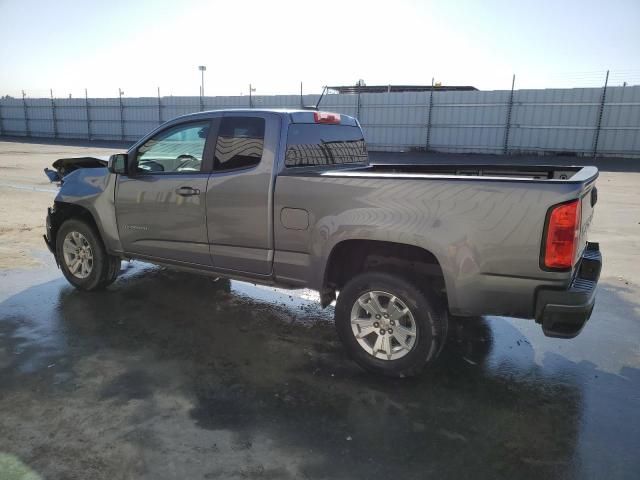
[43,207,58,266]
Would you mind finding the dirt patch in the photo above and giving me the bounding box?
[0,187,54,269]
[0,139,121,270]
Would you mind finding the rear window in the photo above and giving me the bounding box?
[285,124,367,168]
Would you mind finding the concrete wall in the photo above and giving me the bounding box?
[1,86,638,157]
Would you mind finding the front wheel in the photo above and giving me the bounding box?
[56,218,120,291]
[335,271,448,378]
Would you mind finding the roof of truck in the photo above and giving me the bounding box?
[187,108,354,116]
[172,108,359,126]
[201,108,315,113]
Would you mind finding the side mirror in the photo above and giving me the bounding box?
[108,153,128,174]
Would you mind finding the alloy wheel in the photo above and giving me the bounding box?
[350,290,418,360]
[62,231,94,279]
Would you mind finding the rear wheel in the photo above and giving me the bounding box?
[335,271,447,377]
[56,219,120,291]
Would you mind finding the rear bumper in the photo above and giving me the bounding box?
[535,242,602,338]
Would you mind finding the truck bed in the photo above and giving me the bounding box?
[274,159,598,320]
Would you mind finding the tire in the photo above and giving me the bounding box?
[335,271,448,378]
[55,218,120,291]
[103,255,122,288]
[209,276,232,293]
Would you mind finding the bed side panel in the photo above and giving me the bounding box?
[274,174,585,317]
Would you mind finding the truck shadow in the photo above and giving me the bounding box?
[0,266,638,479]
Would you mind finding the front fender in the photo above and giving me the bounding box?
[55,168,122,254]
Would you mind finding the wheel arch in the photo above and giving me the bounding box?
[322,239,451,310]
[49,202,104,256]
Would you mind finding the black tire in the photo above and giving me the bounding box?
[335,271,448,378]
[103,255,122,288]
[209,276,232,293]
[55,218,120,291]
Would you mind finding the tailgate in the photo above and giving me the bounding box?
[576,181,597,264]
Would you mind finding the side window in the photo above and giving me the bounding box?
[215,117,265,171]
[136,121,210,173]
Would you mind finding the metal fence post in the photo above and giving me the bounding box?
[85,88,91,140]
[356,83,361,119]
[592,70,609,157]
[0,100,4,136]
[503,74,516,154]
[300,82,303,109]
[425,77,434,150]
[249,84,252,108]
[118,88,125,141]
[50,89,58,138]
[199,86,204,112]
[22,90,31,137]
[157,87,162,124]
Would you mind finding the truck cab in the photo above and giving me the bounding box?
[97,109,364,279]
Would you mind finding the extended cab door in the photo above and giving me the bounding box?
[206,112,280,275]
[115,118,217,265]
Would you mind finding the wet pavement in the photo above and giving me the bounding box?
[1,138,639,479]
[1,258,639,479]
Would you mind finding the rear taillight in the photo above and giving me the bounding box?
[543,199,582,269]
[314,111,341,124]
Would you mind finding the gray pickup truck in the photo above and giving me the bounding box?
[43,109,601,377]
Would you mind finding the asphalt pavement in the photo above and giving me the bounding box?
[0,138,639,479]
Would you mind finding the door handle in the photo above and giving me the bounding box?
[176,186,201,196]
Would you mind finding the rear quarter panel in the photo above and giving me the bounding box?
[274,173,591,318]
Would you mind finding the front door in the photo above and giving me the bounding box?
[116,119,215,265]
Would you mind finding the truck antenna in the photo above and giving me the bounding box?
[302,86,327,110]
[315,86,327,109]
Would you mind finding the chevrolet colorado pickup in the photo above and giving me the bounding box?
[43,109,602,377]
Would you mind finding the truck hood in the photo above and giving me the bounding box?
[44,156,109,184]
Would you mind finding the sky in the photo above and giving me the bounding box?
[0,0,639,98]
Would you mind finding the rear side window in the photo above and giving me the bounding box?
[285,124,368,168]
[215,117,265,171]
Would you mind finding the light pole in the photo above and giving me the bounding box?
[249,83,256,108]
[198,65,207,97]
